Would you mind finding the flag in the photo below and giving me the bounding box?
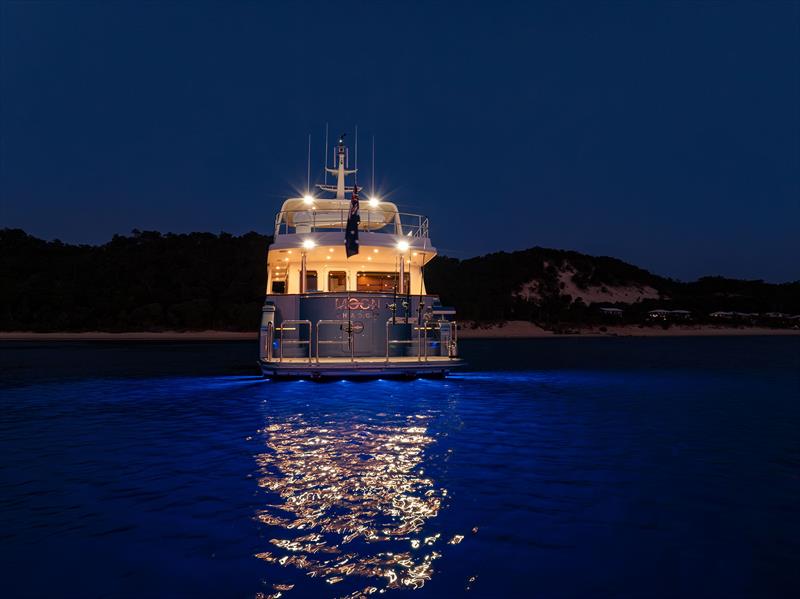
[345,184,360,257]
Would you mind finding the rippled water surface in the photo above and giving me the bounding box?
[1,338,799,598]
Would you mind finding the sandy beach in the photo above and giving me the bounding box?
[1,323,798,341]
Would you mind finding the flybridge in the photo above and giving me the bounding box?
[274,208,429,239]
[274,131,430,240]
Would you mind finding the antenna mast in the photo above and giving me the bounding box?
[323,123,329,185]
[371,135,375,196]
[306,134,311,193]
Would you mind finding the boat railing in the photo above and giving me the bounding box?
[277,320,312,364]
[264,321,274,360]
[385,320,418,363]
[315,320,355,363]
[268,318,458,363]
[274,209,429,239]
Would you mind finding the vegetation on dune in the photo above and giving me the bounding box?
[1,228,798,332]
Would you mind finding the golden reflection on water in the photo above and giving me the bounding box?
[254,413,452,598]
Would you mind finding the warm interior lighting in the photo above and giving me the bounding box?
[302,239,316,250]
[367,256,372,261]
[396,240,410,252]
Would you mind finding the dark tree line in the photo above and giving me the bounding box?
[1,229,269,331]
[2,228,798,331]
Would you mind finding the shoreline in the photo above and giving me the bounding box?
[1,323,799,341]
[458,321,800,338]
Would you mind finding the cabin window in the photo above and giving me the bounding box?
[271,280,286,294]
[328,271,347,292]
[300,270,318,292]
[356,271,410,293]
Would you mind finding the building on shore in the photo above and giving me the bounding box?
[648,309,691,321]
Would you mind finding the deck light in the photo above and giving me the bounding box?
[396,240,410,252]
[302,239,316,250]
[328,248,334,252]
[303,194,314,205]
[368,197,379,208]
[373,249,379,253]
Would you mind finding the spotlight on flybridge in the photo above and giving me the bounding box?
[368,197,380,208]
[303,194,314,205]
[396,240,410,252]
[302,239,316,250]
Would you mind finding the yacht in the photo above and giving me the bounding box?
[258,134,463,378]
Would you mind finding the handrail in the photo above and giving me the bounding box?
[268,317,457,365]
[385,320,418,364]
[274,209,429,239]
[277,320,312,364]
[315,320,354,364]
[265,321,274,361]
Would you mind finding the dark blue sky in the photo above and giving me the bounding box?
[1,1,798,281]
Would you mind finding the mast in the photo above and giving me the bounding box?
[318,132,357,200]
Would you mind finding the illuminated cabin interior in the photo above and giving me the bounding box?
[267,196,432,296]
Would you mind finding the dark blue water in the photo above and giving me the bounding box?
[1,338,799,598]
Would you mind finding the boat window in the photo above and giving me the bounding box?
[328,271,347,292]
[271,280,286,294]
[301,270,318,292]
[356,271,410,293]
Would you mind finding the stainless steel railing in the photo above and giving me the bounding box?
[277,320,312,364]
[315,320,354,364]
[274,209,429,238]
[385,321,417,364]
[266,318,458,364]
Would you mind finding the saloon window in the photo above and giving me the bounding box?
[300,270,318,292]
[356,271,410,293]
[328,271,347,292]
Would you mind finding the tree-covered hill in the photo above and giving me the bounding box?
[0,229,269,331]
[1,228,798,331]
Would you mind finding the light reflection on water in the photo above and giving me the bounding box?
[253,410,457,598]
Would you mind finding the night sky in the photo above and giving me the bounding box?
[1,1,798,282]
